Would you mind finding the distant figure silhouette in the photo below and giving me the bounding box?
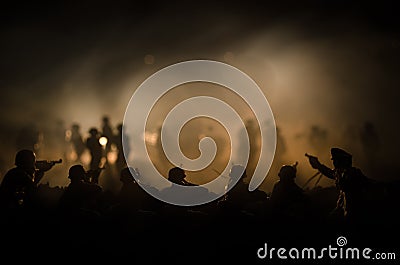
[86,127,103,171]
[58,165,103,217]
[242,119,260,177]
[115,123,130,171]
[70,123,86,162]
[0,149,54,211]
[306,147,370,224]
[270,163,308,221]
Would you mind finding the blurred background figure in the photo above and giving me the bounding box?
[69,123,86,163]
[86,128,103,171]
[115,123,130,172]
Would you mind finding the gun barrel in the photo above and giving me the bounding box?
[36,159,62,165]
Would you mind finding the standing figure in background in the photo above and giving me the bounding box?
[86,128,103,171]
[70,123,86,163]
[115,123,130,172]
[270,163,308,222]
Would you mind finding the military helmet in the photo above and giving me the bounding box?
[88,127,98,135]
[278,165,297,180]
[15,149,36,168]
[331,147,352,168]
[68,165,86,180]
[331,147,352,160]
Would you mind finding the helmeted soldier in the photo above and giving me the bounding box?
[86,127,103,171]
[269,163,311,223]
[270,164,304,208]
[58,164,103,216]
[0,149,53,211]
[306,147,369,223]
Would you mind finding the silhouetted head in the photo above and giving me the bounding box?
[168,167,186,184]
[71,123,80,130]
[278,165,297,181]
[120,167,136,184]
[15,149,36,174]
[331,147,352,169]
[229,165,247,181]
[89,127,99,136]
[102,116,110,124]
[68,165,86,181]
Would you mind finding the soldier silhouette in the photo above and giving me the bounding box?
[160,167,213,220]
[0,149,54,212]
[306,147,370,225]
[115,123,130,172]
[70,123,86,162]
[269,163,309,222]
[58,164,103,217]
[86,128,103,171]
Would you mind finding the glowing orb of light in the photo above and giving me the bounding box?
[99,136,108,146]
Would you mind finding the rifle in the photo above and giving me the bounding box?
[35,159,62,171]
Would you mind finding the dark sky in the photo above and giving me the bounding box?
[1,1,400,186]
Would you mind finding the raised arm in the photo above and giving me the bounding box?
[305,153,335,179]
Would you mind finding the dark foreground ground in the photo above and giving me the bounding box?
[1,182,399,265]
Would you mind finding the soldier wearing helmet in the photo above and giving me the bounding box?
[306,147,369,223]
[0,149,53,210]
[58,164,103,216]
[86,127,103,171]
[269,162,306,221]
